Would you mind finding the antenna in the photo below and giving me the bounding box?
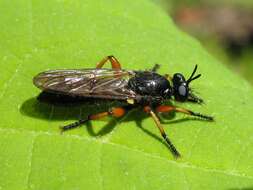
[187,65,201,84]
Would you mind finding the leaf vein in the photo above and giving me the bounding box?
[1,127,253,180]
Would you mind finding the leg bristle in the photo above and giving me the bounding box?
[162,134,181,158]
[60,119,88,133]
[189,111,214,121]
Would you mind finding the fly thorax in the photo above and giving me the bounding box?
[128,72,172,98]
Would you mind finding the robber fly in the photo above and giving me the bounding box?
[33,55,213,158]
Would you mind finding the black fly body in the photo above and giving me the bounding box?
[33,55,213,158]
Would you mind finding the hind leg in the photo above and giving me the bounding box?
[96,55,121,70]
[60,107,128,132]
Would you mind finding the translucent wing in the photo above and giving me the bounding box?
[33,68,137,100]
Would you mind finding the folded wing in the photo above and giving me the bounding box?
[33,68,137,100]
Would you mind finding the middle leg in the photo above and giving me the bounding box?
[144,106,181,158]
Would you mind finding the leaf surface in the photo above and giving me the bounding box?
[0,0,253,189]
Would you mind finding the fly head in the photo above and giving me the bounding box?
[172,65,202,103]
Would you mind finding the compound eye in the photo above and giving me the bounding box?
[178,85,187,96]
[174,84,188,101]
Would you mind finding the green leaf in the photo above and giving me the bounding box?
[0,0,253,189]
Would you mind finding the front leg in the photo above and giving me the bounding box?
[156,105,213,120]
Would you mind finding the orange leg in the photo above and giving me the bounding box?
[144,106,181,158]
[156,105,213,120]
[60,107,126,132]
[96,55,122,70]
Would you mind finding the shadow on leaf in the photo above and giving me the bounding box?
[20,92,206,149]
